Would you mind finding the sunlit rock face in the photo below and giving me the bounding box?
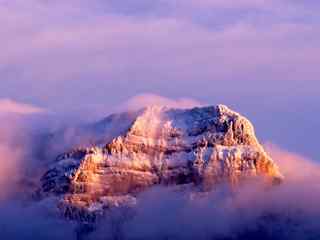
[39,105,283,222]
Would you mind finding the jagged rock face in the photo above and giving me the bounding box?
[40,105,283,222]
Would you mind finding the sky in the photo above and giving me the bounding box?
[0,0,319,160]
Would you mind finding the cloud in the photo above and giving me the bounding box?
[0,99,45,115]
[118,93,204,111]
[265,143,320,182]
[0,102,47,201]
[0,144,22,200]
[0,0,319,112]
[0,114,26,200]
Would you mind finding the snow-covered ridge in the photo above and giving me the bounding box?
[39,105,283,222]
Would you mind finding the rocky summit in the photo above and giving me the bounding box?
[39,105,283,222]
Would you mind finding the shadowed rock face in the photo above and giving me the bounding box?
[39,105,283,222]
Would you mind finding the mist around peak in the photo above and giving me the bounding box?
[0,95,319,240]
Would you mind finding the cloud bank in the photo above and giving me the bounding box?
[0,0,319,111]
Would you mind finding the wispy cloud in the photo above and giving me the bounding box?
[0,99,45,115]
[265,143,320,181]
[118,93,204,111]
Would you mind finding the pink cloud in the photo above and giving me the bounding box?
[117,93,204,111]
[265,143,320,182]
[0,144,22,200]
[0,99,45,115]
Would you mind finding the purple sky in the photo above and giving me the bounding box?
[0,0,319,160]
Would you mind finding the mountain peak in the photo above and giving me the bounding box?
[39,105,283,222]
